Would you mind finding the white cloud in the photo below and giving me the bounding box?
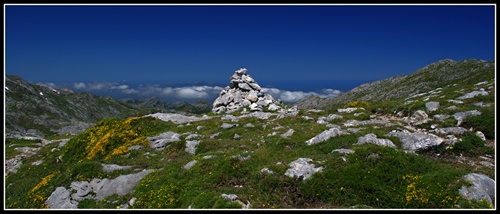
[262,87,341,103]
[114,84,129,90]
[43,82,58,88]
[87,82,111,90]
[64,80,341,103]
[121,88,139,94]
[176,87,209,99]
[73,82,87,89]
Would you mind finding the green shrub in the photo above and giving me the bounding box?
[461,108,495,139]
[69,161,104,181]
[451,132,491,157]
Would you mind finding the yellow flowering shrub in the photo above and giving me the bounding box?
[82,117,149,161]
[345,101,370,108]
[28,172,58,209]
[30,172,56,193]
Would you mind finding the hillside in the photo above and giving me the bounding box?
[4,75,211,138]
[4,59,496,209]
[296,59,495,110]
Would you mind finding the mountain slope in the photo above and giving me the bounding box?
[296,59,495,110]
[4,58,496,209]
[4,75,211,138]
[5,75,139,137]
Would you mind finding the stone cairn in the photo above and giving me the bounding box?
[212,68,280,114]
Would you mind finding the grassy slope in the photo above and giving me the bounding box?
[4,59,495,209]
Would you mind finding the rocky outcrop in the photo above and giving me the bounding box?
[46,169,153,209]
[212,68,280,114]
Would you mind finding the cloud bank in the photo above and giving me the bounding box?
[44,81,342,103]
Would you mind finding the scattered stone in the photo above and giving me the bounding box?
[221,123,238,129]
[434,127,468,136]
[355,133,396,148]
[408,110,429,125]
[425,101,440,112]
[433,114,450,121]
[147,131,181,150]
[388,130,443,152]
[306,127,348,145]
[332,148,355,155]
[102,164,133,173]
[146,113,211,124]
[221,193,251,209]
[260,167,275,175]
[338,107,364,113]
[185,140,201,154]
[284,158,323,180]
[458,173,495,207]
[184,160,198,170]
[280,129,295,138]
[453,110,481,126]
[457,89,488,99]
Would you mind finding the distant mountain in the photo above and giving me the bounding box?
[296,59,495,110]
[120,97,211,114]
[4,75,211,138]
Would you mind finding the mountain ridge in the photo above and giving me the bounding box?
[296,58,495,110]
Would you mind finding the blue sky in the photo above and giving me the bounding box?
[4,4,496,103]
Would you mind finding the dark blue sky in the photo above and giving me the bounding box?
[3,4,496,102]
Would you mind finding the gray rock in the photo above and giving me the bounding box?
[388,130,443,151]
[221,123,238,129]
[184,160,198,170]
[408,110,429,125]
[280,129,295,138]
[457,90,488,99]
[425,101,440,112]
[343,119,393,127]
[146,113,211,124]
[453,110,481,126]
[260,167,275,175]
[434,127,468,136]
[338,107,363,113]
[147,131,181,150]
[306,127,348,145]
[221,193,251,209]
[317,114,343,124]
[448,99,464,104]
[102,164,133,173]
[458,173,495,206]
[356,133,396,148]
[284,158,323,180]
[45,187,78,209]
[433,114,450,121]
[185,140,201,154]
[92,169,153,201]
[476,131,486,141]
[332,148,355,154]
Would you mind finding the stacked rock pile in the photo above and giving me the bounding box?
[212,68,280,114]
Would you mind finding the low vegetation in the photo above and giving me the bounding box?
[4,59,495,209]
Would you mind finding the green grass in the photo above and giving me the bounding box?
[6,106,493,209]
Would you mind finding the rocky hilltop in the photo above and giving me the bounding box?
[4,59,496,209]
